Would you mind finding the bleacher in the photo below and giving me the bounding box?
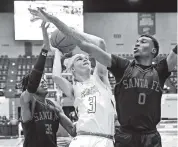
[0,55,57,99]
[0,55,10,96]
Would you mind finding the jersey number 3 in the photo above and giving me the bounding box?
[138,93,146,105]
[88,96,96,113]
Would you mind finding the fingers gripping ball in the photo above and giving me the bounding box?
[50,29,77,53]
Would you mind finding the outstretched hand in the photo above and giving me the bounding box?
[28,7,50,22]
[41,21,50,51]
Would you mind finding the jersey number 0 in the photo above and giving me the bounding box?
[138,93,146,105]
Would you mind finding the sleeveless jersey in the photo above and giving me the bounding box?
[73,75,115,135]
[114,61,164,131]
[23,99,60,147]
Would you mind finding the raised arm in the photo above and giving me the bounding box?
[28,8,112,67]
[166,45,177,72]
[90,38,111,87]
[52,49,74,99]
[21,21,50,123]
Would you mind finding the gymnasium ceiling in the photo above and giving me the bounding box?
[0,0,177,13]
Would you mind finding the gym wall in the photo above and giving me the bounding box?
[84,13,177,54]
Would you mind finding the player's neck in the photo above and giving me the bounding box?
[135,57,152,66]
[34,92,47,103]
[34,95,46,103]
[75,72,91,82]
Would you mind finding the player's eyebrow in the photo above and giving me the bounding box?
[76,56,84,60]
[75,57,81,61]
[137,38,148,42]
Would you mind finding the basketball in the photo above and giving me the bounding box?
[50,29,77,53]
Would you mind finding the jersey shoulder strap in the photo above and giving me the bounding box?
[114,60,135,97]
[115,60,135,86]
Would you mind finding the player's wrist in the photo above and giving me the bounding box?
[42,44,50,51]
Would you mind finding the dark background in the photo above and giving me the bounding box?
[0,0,177,13]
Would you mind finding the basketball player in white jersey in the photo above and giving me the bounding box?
[28,8,115,146]
[51,37,115,147]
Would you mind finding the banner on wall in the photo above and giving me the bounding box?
[138,13,156,35]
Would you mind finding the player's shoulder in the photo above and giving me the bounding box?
[154,58,167,66]
[20,90,27,98]
[153,58,167,71]
[46,99,63,112]
[46,99,60,107]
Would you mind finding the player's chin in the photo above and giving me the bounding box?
[40,91,48,98]
[133,52,140,58]
[36,89,48,97]
[83,65,91,71]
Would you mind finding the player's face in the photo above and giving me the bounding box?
[72,55,91,75]
[133,36,155,59]
[36,74,48,97]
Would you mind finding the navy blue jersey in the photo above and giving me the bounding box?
[22,99,60,147]
[108,54,171,131]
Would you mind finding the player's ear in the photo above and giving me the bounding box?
[71,67,75,73]
[151,48,157,56]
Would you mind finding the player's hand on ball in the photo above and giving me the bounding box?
[41,21,50,51]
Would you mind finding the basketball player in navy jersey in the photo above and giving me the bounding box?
[20,21,76,147]
[28,8,177,147]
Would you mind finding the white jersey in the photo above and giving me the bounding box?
[73,75,115,136]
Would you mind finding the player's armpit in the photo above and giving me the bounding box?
[166,47,177,72]
[58,112,77,137]
[93,61,111,88]
[21,90,33,104]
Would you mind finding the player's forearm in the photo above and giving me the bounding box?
[43,13,83,44]
[40,10,111,67]
[59,113,77,137]
[52,49,63,79]
[27,48,48,93]
[42,11,105,51]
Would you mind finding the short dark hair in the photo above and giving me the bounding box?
[140,34,159,58]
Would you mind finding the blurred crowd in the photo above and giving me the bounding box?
[0,116,19,126]
[0,116,10,125]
